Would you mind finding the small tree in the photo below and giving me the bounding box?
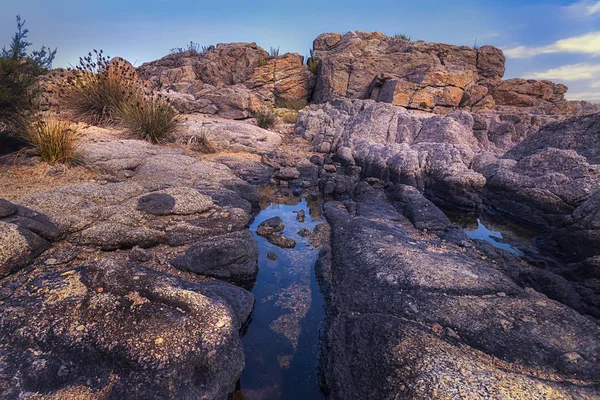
[0,15,57,132]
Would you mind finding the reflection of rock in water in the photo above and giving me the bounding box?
[270,283,311,357]
[239,192,326,400]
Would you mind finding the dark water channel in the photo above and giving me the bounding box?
[234,189,326,400]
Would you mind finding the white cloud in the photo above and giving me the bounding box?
[564,1,600,17]
[504,31,600,58]
[524,63,600,80]
[565,91,600,101]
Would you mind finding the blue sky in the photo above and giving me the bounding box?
[2,0,599,102]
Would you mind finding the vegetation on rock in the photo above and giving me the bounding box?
[254,108,278,129]
[0,15,56,133]
[116,93,180,143]
[59,50,136,125]
[18,115,80,165]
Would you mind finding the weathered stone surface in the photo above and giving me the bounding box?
[265,233,296,249]
[319,196,600,399]
[138,44,312,118]
[275,167,301,181]
[386,184,453,231]
[164,83,262,119]
[482,114,600,234]
[0,220,49,276]
[179,116,282,153]
[0,259,254,399]
[171,230,258,281]
[256,216,285,236]
[245,52,314,107]
[311,31,596,116]
[0,198,17,218]
[296,99,487,208]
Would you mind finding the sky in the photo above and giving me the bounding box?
[1,0,599,102]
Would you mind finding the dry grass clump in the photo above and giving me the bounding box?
[280,111,299,124]
[186,127,217,153]
[116,94,180,143]
[18,116,80,165]
[254,108,278,130]
[58,49,181,143]
[59,51,137,125]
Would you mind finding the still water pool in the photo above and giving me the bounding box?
[234,193,326,400]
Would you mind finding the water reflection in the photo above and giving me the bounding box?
[448,212,541,257]
[235,190,325,400]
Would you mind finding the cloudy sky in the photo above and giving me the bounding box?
[1,0,599,102]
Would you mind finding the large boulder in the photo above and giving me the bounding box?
[0,260,254,399]
[482,113,600,231]
[245,52,315,107]
[171,230,259,282]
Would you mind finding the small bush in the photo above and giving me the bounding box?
[170,41,213,55]
[254,108,277,129]
[393,33,412,41]
[19,116,80,165]
[306,48,318,74]
[419,101,429,109]
[117,94,180,143]
[269,46,280,58]
[60,50,137,125]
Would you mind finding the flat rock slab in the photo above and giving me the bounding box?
[0,259,254,399]
[319,195,600,398]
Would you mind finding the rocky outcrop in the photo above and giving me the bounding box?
[481,114,600,263]
[0,259,253,399]
[137,43,314,118]
[311,31,597,116]
[296,98,549,208]
[318,193,600,399]
[245,53,315,107]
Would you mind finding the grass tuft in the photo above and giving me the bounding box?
[116,94,180,143]
[19,116,80,165]
[188,127,217,153]
[254,108,278,130]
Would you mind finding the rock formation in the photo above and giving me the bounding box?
[311,31,599,116]
[137,43,314,118]
[2,29,599,400]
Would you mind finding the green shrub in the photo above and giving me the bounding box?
[60,51,137,125]
[0,15,56,133]
[19,116,80,165]
[117,94,180,143]
[254,108,277,129]
[419,101,429,109]
[393,33,412,41]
